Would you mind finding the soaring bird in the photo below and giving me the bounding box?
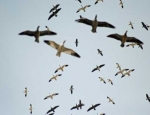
[116,63,121,71]
[107,96,115,104]
[78,100,85,109]
[23,87,29,97]
[107,31,143,47]
[70,104,79,110]
[44,93,59,100]
[121,69,135,78]
[48,8,61,20]
[146,94,150,102]
[119,0,124,8]
[129,21,134,29]
[91,64,105,72]
[76,0,82,3]
[95,0,103,5]
[44,40,80,58]
[19,26,57,43]
[107,79,113,85]
[75,15,115,33]
[97,49,103,56]
[141,22,148,30]
[46,105,59,114]
[76,5,91,13]
[87,103,100,112]
[115,69,129,76]
[49,74,62,82]
[55,65,68,73]
[29,104,33,114]
[49,4,60,13]
[75,39,79,47]
[99,77,106,84]
[70,85,74,94]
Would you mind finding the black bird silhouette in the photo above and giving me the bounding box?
[142,22,148,30]
[46,105,59,114]
[75,39,79,47]
[76,0,82,3]
[87,103,100,112]
[48,8,61,20]
[49,4,60,13]
[92,64,105,72]
[146,94,150,102]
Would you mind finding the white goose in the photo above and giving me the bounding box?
[23,87,29,97]
[99,77,106,84]
[29,104,33,114]
[76,5,91,13]
[49,74,62,82]
[44,93,59,100]
[116,63,121,71]
[115,69,129,76]
[129,21,134,29]
[107,96,115,104]
[121,69,135,78]
[55,65,68,73]
[95,0,103,5]
[44,40,80,58]
[107,79,113,85]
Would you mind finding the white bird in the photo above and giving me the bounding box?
[119,0,124,8]
[95,0,103,5]
[107,79,113,85]
[76,5,91,13]
[55,65,68,73]
[92,64,105,72]
[107,96,115,104]
[23,87,29,97]
[70,85,74,94]
[116,63,121,71]
[121,69,135,78]
[115,69,129,76]
[44,40,80,58]
[44,93,59,100]
[49,74,62,82]
[99,77,106,84]
[129,21,134,29]
[29,104,33,114]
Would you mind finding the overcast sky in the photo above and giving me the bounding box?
[1,0,150,115]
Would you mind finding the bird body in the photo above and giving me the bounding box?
[29,104,33,114]
[95,0,103,5]
[116,63,121,71]
[75,39,79,47]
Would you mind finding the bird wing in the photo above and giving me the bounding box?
[48,13,55,20]
[87,106,93,112]
[94,103,100,108]
[55,8,61,14]
[70,106,78,110]
[55,67,61,73]
[44,95,50,100]
[44,40,60,50]
[107,33,122,41]
[62,47,80,58]
[126,37,143,44]
[19,30,35,36]
[75,18,92,26]
[46,109,52,114]
[91,67,97,72]
[40,30,57,36]
[99,64,105,68]
[53,105,59,110]
[78,0,82,3]
[97,21,115,28]
[146,94,149,100]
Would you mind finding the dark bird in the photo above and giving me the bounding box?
[55,65,68,73]
[46,105,59,114]
[70,85,74,94]
[87,103,100,112]
[107,31,143,47]
[115,69,129,76]
[75,39,79,47]
[70,104,79,110]
[146,94,150,102]
[48,8,61,20]
[95,0,103,5]
[75,15,115,33]
[78,100,85,109]
[97,49,103,56]
[76,0,82,3]
[92,64,105,72]
[142,22,148,30]
[119,0,124,8]
[49,4,60,13]
[19,26,57,43]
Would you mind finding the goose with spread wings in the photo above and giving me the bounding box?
[75,15,115,33]
[142,22,148,31]
[87,103,100,112]
[107,31,143,47]
[49,4,60,13]
[55,65,68,73]
[49,74,62,82]
[48,8,61,20]
[24,87,29,97]
[46,105,59,114]
[19,26,57,43]
[44,40,80,58]
[76,5,91,13]
[29,104,33,114]
[116,63,121,71]
[44,93,59,100]
[92,64,105,72]
[107,96,115,104]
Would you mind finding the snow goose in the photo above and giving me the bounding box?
[46,105,59,114]
[95,0,103,5]
[76,5,91,13]
[19,26,57,43]
[75,39,79,47]
[107,96,115,104]
[75,15,115,33]
[76,0,82,3]
[71,104,79,110]
[115,69,129,76]
[99,77,106,84]
[44,93,59,100]
[24,87,29,97]
[119,0,124,8]
[92,64,105,72]
[107,79,113,85]
[121,69,135,78]
[49,74,62,82]
[70,85,74,94]
[44,40,80,58]
[116,63,121,71]
[97,49,103,56]
[55,65,68,73]
[146,94,150,102]
[142,22,148,30]
[49,4,60,13]
[129,21,134,29]
[48,8,61,20]
[107,31,143,47]
[87,103,100,112]
[29,104,33,114]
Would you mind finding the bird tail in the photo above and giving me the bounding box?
[56,52,61,57]
[91,28,96,33]
[35,39,39,43]
[120,43,124,47]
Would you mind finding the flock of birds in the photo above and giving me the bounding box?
[19,0,150,115]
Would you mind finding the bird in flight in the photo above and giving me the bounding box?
[107,96,115,104]
[87,103,101,112]
[44,93,59,100]
[48,8,61,20]
[44,40,80,58]
[76,0,82,3]
[75,39,79,47]
[115,69,129,76]
[121,69,135,78]
[97,49,103,56]
[23,87,29,97]
[75,15,115,33]
[49,4,60,13]
[70,85,74,94]
[95,0,103,5]
[46,105,59,114]
[29,104,33,114]
[99,77,106,84]
[76,5,91,13]
[107,79,113,85]
[146,94,150,102]
[49,74,62,82]
[107,31,143,47]
[119,0,124,8]
[116,63,121,71]
[92,64,105,72]
[129,21,134,29]
[141,22,148,31]
[55,65,68,73]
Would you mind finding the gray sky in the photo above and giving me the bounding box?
[0,0,150,115]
